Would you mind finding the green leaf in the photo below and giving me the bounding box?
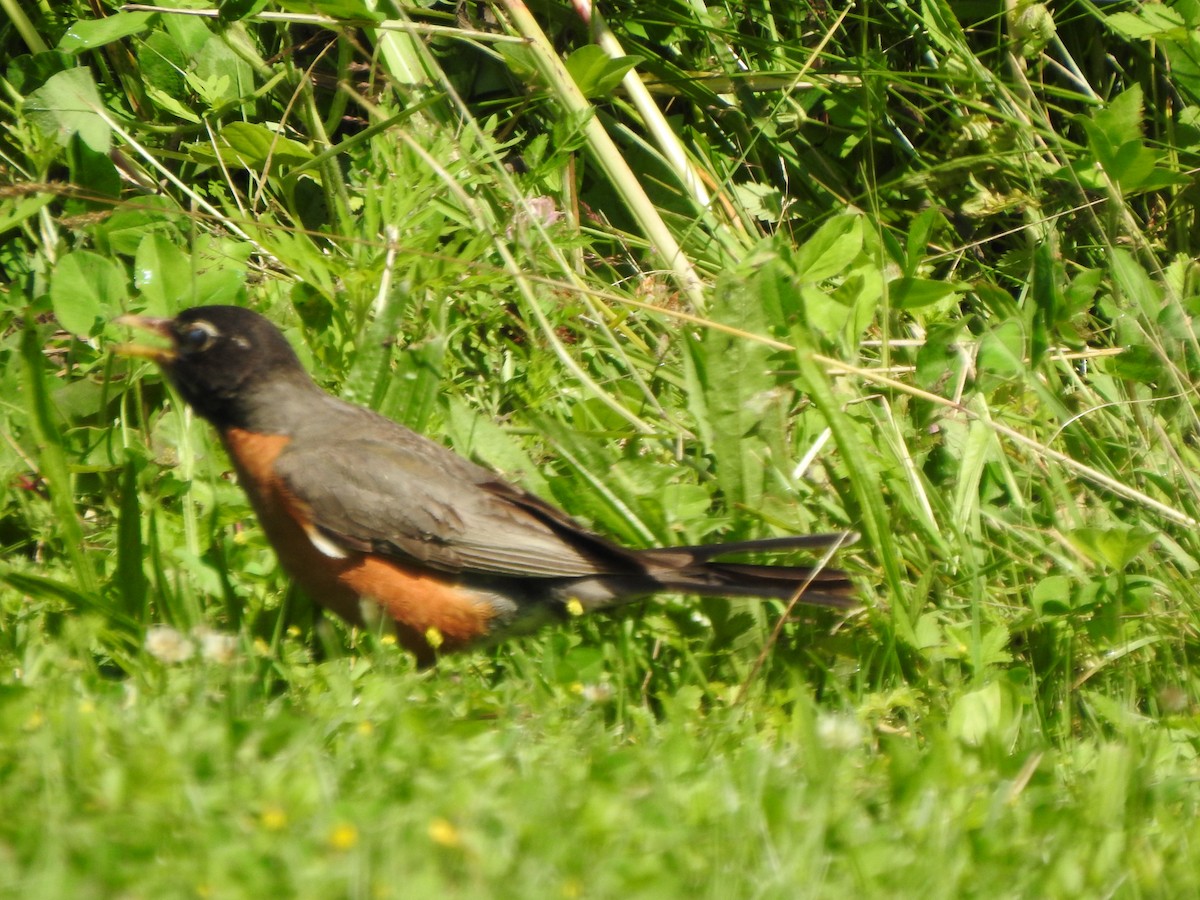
[67,136,120,199]
[903,207,945,276]
[794,214,863,282]
[700,264,776,510]
[950,416,992,532]
[1065,526,1157,570]
[1110,248,1162,318]
[731,182,783,221]
[219,122,315,169]
[1105,8,1186,40]
[791,328,910,623]
[138,30,188,100]
[218,0,271,23]
[24,67,111,153]
[6,50,73,94]
[497,43,541,83]
[0,193,54,238]
[948,681,1003,747]
[134,234,191,316]
[1093,84,1144,146]
[1109,345,1162,384]
[446,398,550,498]
[976,319,1026,382]
[344,298,407,412]
[381,339,445,434]
[1032,574,1073,616]
[274,0,384,20]
[50,250,128,336]
[890,276,968,310]
[56,12,156,53]
[565,45,641,99]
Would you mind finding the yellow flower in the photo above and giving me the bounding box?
[428,817,461,848]
[329,823,359,850]
[260,806,288,831]
[565,598,584,617]
[424,626,444,649]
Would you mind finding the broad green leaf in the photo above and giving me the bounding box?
[25,67,111,152]
[701,265,776,510]
[67,137,120,199]
[447,398,550,498]
[134,233,191,316]
[1032,574,1073,616]
[565,45,641,99]
[948,681,1002,747]
[56,12,155,53]
[731,182,783,221]
[976,319,1026,381]
[915,322,966,390]
[497,43,540,82]
[138,30,188,99]
[890,276,967,310]
[191,33,254,108]
[49,250,128,336]
[1066,526,1157,570]
[1105,8,1186,40]
[0,193,54,237]
[1110,247,1162,318]
[1093,85,1144,147]
[6,50,73,94]
[381,339,445,434]
[219,121,315,169]
[145,86,201,123]
[1109,345,1162,384]
[794,214,863,282]
[345,296,408,411]
[798,283,851,338]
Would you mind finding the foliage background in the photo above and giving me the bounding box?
[3,0,1200,895]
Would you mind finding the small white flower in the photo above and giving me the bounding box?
[144,625,194,664]
[816,713,864,751]
[193,626,238,664]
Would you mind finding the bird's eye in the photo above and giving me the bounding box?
[178,320,219,353]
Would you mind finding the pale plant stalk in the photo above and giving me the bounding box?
[497,0,709,311]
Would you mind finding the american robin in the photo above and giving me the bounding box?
[116,305,855,664]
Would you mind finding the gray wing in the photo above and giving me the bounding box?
[272,434,634,579]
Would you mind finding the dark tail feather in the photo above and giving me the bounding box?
[657,531,859,563]
[639,531,859,609]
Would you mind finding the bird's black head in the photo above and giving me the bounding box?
[116,305,313,429]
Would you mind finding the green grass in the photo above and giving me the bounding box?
[3,0,1200,895]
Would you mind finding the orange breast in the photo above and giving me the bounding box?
[220,427,497,660]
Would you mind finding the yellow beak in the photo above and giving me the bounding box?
[113,314,177,364]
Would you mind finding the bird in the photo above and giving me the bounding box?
[116,305,856,664]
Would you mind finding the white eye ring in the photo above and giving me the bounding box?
[179,319,220,353]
